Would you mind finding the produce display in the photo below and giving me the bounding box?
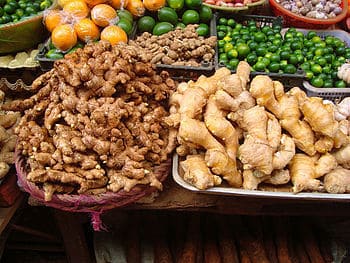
[136,0,213,37]
[275,0,343,19]
[169,62,350,193]
[0,0,52,25]
[217,17,350,88]
[130,24,216,66]
[4,40,176,201]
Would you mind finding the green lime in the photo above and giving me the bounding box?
[270,54,280,63]
[15,8,23,17]
[317,57,327,67]
[254,32,266,43]
[288,54,298,65]
[246,53,258,65]
[311,77,324,88]
[217,25,227,32]
[280,50,290,60]
[118,10,133,24]
[199,5,212,23]
[311,64,322,74]
[153,22,174,36]
[314,48,324,56]
[196,23,209,36]
[167,0,184,10]
[248,41,258,51]
[229,58,239,69]
[184,0,202,9]
[312,36,322,43]
[280,60,288,70]
[224,42,234,53]
[236,43,250,58]
[218,17,227,25]
[158,7,178,25]
[331,71,338,79]
[307,31,317,40]
[284,64,297,74]
[323,79,334,88]
[336,46,346,56]
[227,49,238,59]
[254,61,266,71]
[3,4,14,14]
[268,45,278,53]
[290,41,303,50]
[273,38,282,46]
[261,57,270,67]
[182,10,199,25]
[305,70,313,80]
[296,54,304,63]
[227,18,235,27]
[338,56,346,64]
[335,80,347,88]
[322,65,331,74]
[217,31,225,39]
[268,62,280,72]
[219,53,228,61]
[300,62,310,71]
[256,46,267,57]
[138,16,156,33]
[40,0,51,10]
[117,18,133,35]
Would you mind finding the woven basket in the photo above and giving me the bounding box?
[15,150,171,229]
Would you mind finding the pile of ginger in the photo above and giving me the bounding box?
[168,61,350,194]
[4,41,177,201]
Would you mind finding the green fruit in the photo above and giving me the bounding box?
[284,64,297,74]
[311,64,322,74]
[117,18,133,35]
[253,31,266,43]
[118,10,133,24]
[199,5,212,23]
[227,49,238,59]
[137,16,156,33]
[268,62,280,72]
[323,79,333,88]
[254,61,266,71]
[167,0,184,10]
[182,10,199,25]
[176,22,185,28]
[184,0,202,9]
[196,23,209,36]
[46,49,64,60]
[311,77,324,88]
[228,58,239,69]
[246,53,258,65]
[153,22,174,36]
[218,17,227,25]
[236,43,250,58]
[335,80,347,88]
[158,7,178,25]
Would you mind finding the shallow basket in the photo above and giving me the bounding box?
[15,152,171,215]
[303,81,350,102]
[269,0,348,29]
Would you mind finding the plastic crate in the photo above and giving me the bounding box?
[214,13,305,88]
[303,81,350,102]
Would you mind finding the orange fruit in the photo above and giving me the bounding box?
[52,24,78,51]
[126,0,145,17]
[57,0,71,7]
[110,0,129,9]
[101,25,128,45]
[44,10,65,32]
[91,4,117,27]
[84,0,109,7]
[143,0,166,11]
[74,18,100,43]
[63,0,90,19]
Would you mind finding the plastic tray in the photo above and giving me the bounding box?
[214,14,305,88]
[173,154,350,201]
[203,0,266,14]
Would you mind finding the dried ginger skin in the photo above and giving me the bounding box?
[14,41,176,199]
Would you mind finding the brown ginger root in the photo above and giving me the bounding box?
[324,167,350,193]
[180,155,222,190]
[333,143,350,168]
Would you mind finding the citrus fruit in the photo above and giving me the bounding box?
[117,18,133,35]
[52,24,78,51]
[199,5,212,23]
[91,4,117,27]
[143,0,166,11]
[182,10,199,25]
[184,0,202,8]
[74,18,100,42]
[117,9,133,24]
[84,0,109,7]
[57,0,70,7]
[152,21,174,35]
[63,0,89,19]
[167,0,184,10]
[137,16,156,33]
[44,10,65,32]
[101,25,128,45]
[111,0,129,9]
[158,7,178,25]
[126,0,145,17]
[196,23,209,36]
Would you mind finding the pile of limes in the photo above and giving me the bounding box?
[0,0,52,24]
[137,0,212,36]
[217,18,350,88]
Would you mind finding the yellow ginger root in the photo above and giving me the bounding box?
[332,144,350,169]
[289,153,337,193]
[324,168,350,194]
[178,118,242,187]
[250,76,316,156]
[243,169,290,190]
[180,155,222,190]
[0,112,20,128]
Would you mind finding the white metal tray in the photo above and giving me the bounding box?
[172,154,350,201]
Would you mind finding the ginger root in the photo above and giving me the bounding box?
[324,167,350,194]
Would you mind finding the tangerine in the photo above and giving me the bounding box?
[126,0,145,17]
[91,4,117,27]
[84,0,109,7]
[57,0,71,7]
[100,25,128,45]
[74,18,100,43]
[52,24,78,51]
[110,0,129,9]
[44,10,65,32]
[143,0,166,11]
[63,0,90,19]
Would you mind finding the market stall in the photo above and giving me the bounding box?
[1,0,350,261]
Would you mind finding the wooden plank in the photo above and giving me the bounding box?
[0,194,24,235]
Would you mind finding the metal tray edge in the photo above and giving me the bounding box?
[172,154,350,201]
